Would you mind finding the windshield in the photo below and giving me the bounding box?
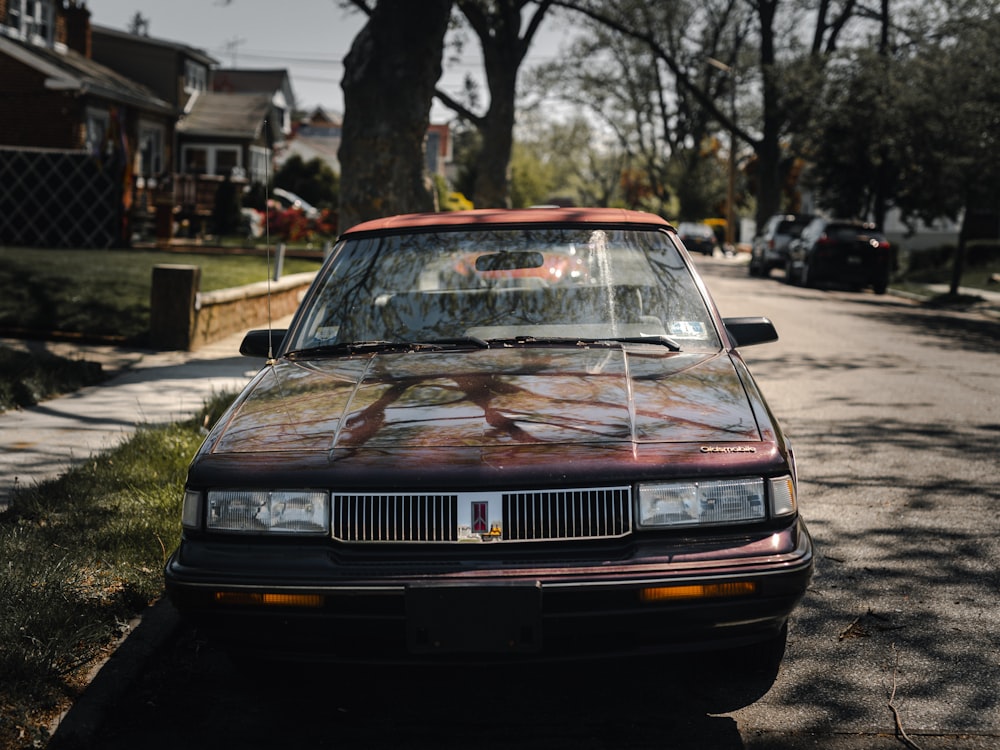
[287,227,721,352]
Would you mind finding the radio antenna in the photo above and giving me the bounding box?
[263,120,274,362]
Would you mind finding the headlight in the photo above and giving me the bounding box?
[638,477,791,528]
[181,489,202,530]
[206,490,330,535]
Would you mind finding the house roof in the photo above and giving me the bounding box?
[176,91,276,139]
[91,24,218,67]
[213,68,291,95]
[301,106,342,127]
[0,35,173,115]
[282,134,342,172]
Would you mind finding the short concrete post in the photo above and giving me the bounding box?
[273,242,286,281]
[150,264,201,350]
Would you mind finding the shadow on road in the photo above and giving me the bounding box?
[79,620,779,750]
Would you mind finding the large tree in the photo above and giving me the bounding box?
[435,0,555,208]
[532,1,741,218]
[337,0,453,230]
[891,2,1000,293]
[548,0,875,227]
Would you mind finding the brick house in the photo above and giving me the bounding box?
[0,1,289,246]
[0,0,174,247]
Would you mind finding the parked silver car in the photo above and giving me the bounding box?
[749,214,816,277]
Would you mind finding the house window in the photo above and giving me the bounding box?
[138,122,165,177]
[184,60,207,93]
[215,149,239,176]
[182,147,208,174]
[181,144,241,176]
[85,107,110,157]
[5,0,54,45]
[249,146,271,185]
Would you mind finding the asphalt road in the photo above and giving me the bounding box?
[72,256,1000,750]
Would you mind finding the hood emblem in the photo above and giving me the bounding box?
[459,496,503,542]
[700,445,757,453]
[471,502,489,534]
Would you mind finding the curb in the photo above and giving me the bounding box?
[888,286,1000,320]
[47,598,180,750]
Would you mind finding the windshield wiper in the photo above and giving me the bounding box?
[286,341,407,358]
[486,335,682,352]
[599,335,682,351]
[287,334,679,358]
[286,337,492,359]
[418,335,491,349]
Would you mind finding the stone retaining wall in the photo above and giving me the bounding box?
[149,265,315,350]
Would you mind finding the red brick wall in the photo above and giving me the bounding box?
[0,57,84,148]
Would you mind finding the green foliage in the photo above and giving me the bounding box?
[511,115,631,209]
[0,393,237,747]
[509,142,556,208]
[899,243,1000,292]
[796,49,899,221]
[274,155,340,210]
[450,126,482,202]
[891,8,1000,226]
[788,3,1000,231]
[669,140,729,221]
[432,173,450,210]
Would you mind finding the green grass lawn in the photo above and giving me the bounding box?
[0,246,322,343]
[0,393,236,749]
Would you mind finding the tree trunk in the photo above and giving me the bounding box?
[755,0,783,228]
[473,69,517,208]
[338,0,453,231]
[950,212,968,297]
[450,0,554,209]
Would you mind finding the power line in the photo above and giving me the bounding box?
[206,47,561,69]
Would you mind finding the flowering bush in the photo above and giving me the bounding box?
[264,202,338,242]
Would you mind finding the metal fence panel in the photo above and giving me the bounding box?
[0,147,123,248]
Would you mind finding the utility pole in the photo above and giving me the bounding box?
[224,36,246,67]
[707,57,737,249]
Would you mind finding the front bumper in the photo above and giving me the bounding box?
[165,519,813,662]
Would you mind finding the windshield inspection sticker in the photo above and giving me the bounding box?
[314,326,339,342]
[668,321,709,340]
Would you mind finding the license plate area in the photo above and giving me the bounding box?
[406,583,542,654]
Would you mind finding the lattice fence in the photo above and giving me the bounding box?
[0,147,123,248]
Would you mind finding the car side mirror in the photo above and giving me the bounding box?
[240,329,287,358]
[723,317,778,347]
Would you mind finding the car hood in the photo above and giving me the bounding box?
[207,348,761,455]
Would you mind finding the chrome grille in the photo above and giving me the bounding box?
[503,488,632,540]
[333,494,458,542]
[331,487,632,543]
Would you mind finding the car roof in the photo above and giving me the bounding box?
[341,207,673,236]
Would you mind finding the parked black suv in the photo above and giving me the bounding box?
[785,218,893,294]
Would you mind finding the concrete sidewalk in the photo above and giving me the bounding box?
[0,322,286,512]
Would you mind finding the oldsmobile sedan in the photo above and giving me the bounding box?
[165,207,813,665]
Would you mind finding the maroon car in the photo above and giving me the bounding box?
[165,207,813,664]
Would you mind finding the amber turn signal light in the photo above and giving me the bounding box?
[639,581,757,602]
[214,592,323,608]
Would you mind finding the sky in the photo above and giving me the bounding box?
[87,0,569,120]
